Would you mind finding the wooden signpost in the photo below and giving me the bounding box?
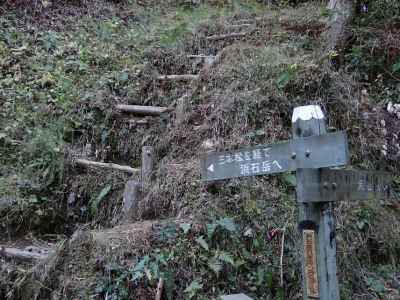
[201,105,394,300]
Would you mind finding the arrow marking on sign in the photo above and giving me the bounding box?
[201,131,349,181]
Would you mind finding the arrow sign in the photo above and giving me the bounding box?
[297,169,393,202]
[201,131,349,181]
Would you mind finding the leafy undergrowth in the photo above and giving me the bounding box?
[0,0,400,299]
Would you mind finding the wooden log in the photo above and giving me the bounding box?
[292,105,339,300]
[225,23,253,29]
[75,159,140,174]
[206,32,247,41]
[127,118,149,127]
[230,16,269,25]
[230,19,254,25]
[187,55,216,59]
[0,246,50,262]
[220,294,254,300]
[156,74,199,81]
[116,104,171,116]
[141,146,154,191]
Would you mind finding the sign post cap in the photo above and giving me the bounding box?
[292,105,325,123]
[220,294,254,300]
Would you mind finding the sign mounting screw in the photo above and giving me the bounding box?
[323,182,329,189]
[332,182,337,189]
[291,152,297,159]
[305,150,311,157]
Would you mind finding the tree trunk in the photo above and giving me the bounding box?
[324,0,354,54]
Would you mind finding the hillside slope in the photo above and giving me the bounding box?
[0,1,399,299]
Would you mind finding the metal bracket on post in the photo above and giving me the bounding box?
[292,105,340,300]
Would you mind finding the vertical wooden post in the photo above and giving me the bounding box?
[292,105,340,300]
[175,93,190,124]
[141,146,154,191]
[121,180,141,222]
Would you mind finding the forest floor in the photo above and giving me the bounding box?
[0,0,400,299]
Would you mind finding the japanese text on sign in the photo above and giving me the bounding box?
[303,230,319,298]
[201,131,349,181]
[217,148,283,176]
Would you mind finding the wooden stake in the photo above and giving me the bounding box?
[141,146,154,191]
[206,32,247,41]
[121,180,141,221]
[155,278,164,300]
[280,227,286,287]
[76,159,140,174]
[116,105,171,116]
[292,105,339,300]
[175,93,191,124]
[156,74,199,81]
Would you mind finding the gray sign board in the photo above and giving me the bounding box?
[201,131,349,181]
[220,295,254,300]
[297,169,393,202]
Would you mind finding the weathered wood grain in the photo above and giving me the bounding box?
[292,105,339,300]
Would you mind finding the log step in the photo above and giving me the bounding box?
[0,245,51,262]
[76,159,140,174]
[116,104,172,116]
[156,74,199,81]
[225,23,253,29]
[230,19,255,25]
[206,32,247,41]
[127,118,149,127]
[187,55,216,59]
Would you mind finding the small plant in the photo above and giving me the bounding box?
[22,126,64,188]
[184,280,203,299]
[90,184,112,216]
[276,64,298,89]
